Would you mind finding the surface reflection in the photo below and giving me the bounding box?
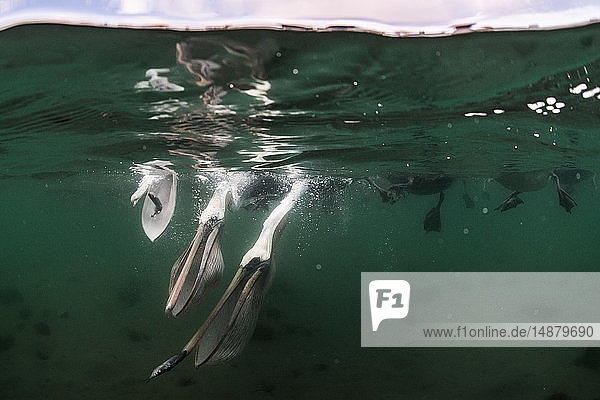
[166,36,294,170]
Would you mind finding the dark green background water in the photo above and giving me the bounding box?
[1,24,600,399]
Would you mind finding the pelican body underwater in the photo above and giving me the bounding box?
[367,174,451,231]
[165,182,232,317]
[493,169,580,213]
[147,180,306,381]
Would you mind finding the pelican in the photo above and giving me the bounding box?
[147,181,306,381]
[130,161,178,242]
[367,174,452,231]
[494,169,578,213]
[165,182,232,317]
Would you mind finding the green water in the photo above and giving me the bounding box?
[1,23,600,399]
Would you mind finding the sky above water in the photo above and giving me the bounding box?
[1,0,600,35]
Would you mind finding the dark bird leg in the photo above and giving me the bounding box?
[424,191,444,232]
[551,173,577,213]
[494,191,523,212]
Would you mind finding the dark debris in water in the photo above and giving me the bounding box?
[34,321,51,336]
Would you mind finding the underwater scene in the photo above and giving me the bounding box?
[2,23,600,399]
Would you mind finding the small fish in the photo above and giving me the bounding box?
[147,192,163,217]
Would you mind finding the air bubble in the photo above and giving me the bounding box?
[316,264,322,270]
